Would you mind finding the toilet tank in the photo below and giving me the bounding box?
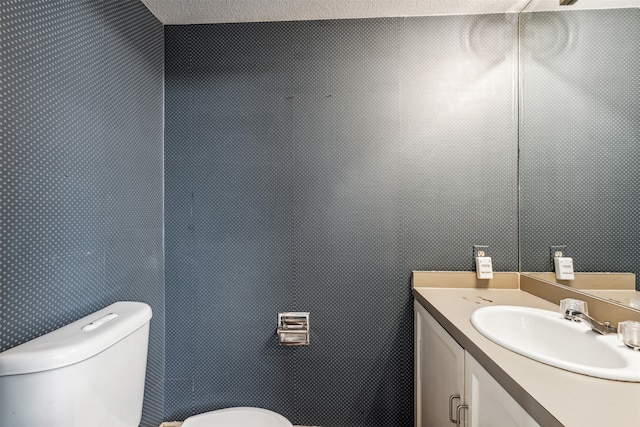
[0,301,152,427]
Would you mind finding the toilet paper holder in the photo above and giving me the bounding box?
[277,312,310,346]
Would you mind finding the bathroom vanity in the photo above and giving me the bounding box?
[413,272,640,427]
[415,300,538,426]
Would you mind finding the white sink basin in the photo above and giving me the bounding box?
[471,305,640,382]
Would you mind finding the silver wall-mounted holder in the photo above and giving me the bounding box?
[277,312,310,346]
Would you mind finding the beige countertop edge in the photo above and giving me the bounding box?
[412,271,519,289]
[412,287,640,427]
[522,272,636,290]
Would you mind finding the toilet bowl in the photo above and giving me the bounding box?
[182,407,293,427]
[0,302,294,427]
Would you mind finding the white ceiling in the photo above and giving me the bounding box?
[140,0,529,25]
[140,0,640,25]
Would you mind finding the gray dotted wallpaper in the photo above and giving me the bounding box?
[164,14,519,426]
[520,9,640,289]
[4,3,635,427]
[0,1,165,426]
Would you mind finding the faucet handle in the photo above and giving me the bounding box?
[618,321,640,351]
[560,298,588,319]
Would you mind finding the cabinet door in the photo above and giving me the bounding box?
[415,301,465,427]
[464,354,539,427]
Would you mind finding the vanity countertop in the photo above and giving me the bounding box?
[413,287,640,427]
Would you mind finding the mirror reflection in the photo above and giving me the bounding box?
[518,5,640,306]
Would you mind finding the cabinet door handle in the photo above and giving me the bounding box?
[449,394,460,423]
[456,404,469,426]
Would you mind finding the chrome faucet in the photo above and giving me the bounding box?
[564,309,617,335]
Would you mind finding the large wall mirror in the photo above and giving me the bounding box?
[518,1,640,307]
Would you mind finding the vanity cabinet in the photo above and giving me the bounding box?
[414,301,539,427]
[464,353,539,427]
[414,300,465,426]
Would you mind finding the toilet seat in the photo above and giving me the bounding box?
[182,407,293,427]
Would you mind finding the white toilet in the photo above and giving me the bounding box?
[182,407,292,427]
[0,302,293,427]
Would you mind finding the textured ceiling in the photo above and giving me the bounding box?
[140,0,640,25]
[140,0,532,25]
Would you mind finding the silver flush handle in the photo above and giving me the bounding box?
[81,313,118,331]
[277,312,309,345]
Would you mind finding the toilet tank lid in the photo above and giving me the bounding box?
[0,301,152,376]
